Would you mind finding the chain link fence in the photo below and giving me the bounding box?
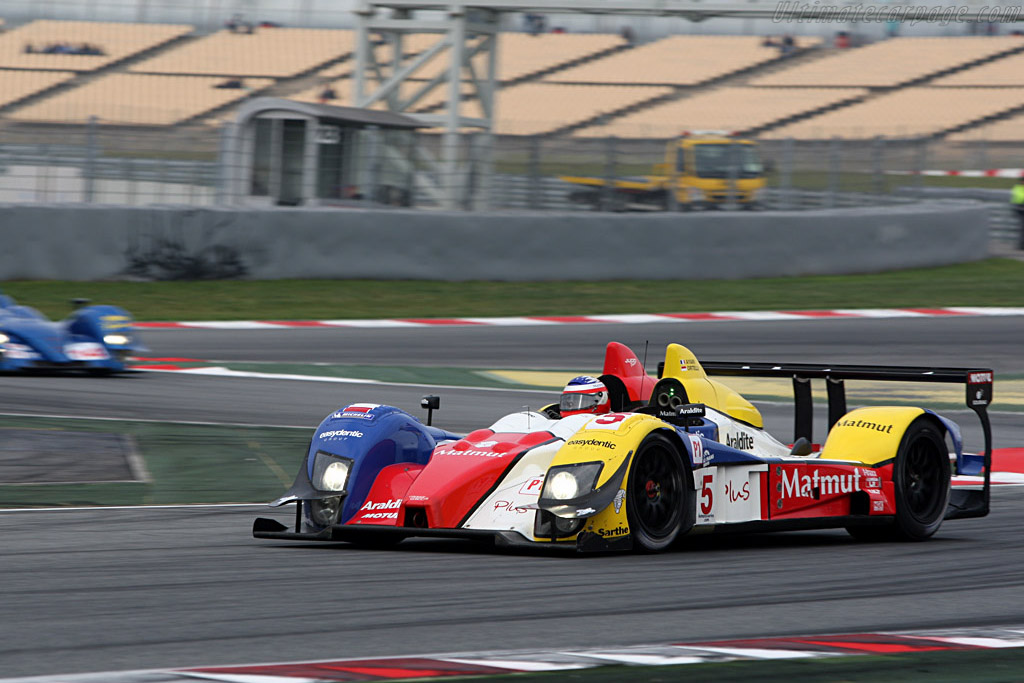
[3,116,1017,244]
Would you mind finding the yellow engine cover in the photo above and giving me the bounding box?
[819,406,926,465]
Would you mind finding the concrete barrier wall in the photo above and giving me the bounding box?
[0,202,990,281]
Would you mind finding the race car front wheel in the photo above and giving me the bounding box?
[626,433,691,552]
[847,417,951,542]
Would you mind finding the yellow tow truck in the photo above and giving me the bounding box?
[561,133,765,211]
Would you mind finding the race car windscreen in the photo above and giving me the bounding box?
[560,393,601,412]
[694,144,763,179]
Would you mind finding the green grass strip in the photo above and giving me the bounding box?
[0,415,308,508]
[3,258,1023,321]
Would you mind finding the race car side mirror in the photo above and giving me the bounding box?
[421,395,440,425]
[71,298,91,308]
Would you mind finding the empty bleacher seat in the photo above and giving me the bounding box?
[0,20,192,72]
[8,73,274,126]
[575,86,867,139]
[763,87,1024,139]
[546,35,821,86]
[409,33,625,83]
[932,52,1024,86]
[751,36,1024,87]
[417,83,672,135]
[130,27,353,78]
[947,112,1024,141]
[0,69,76,109]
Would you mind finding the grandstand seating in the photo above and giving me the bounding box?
[288,78,419,110]
[7,73,273,125]
[932,52,1024,86]
[129,27,353,78]
[750,36,1024,87]
[575,86,867,139]
[0,70,76,110]
[423,83,673,135]
[545,35,821,86]
[946,113,1024,141]
[409,33,624,83]
[0,20,192,72]
[763,87,1024,139]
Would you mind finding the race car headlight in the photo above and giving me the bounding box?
[542,462,603,501]
[0,333,9,344]
[103,334,130,346]
[312,451,352,492]
[320,461,350,492]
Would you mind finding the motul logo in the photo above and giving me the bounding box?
[969,372,992,383]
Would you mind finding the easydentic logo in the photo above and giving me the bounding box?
[319,429,364,438]
[567,438,616,449]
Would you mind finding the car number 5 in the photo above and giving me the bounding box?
[700,474,714,515]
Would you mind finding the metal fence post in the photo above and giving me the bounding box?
[406,132,418,209]
[84,116,97,203]
[914,137,928,189]
[666,136,680,212]
[215,121,232,206]
[463,131,478,211]
[601,135,617,212]
[871,135,885,197]
[975,138,988,173]
[527,136,541,210]
[826,136,840,208]
[726,135,739,211]
[366,125,382,205]
[780,137,794,211]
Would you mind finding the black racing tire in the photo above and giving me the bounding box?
[626,433,692,552]
[846,418,951,542]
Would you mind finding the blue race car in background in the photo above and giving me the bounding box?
[0,292,145,373]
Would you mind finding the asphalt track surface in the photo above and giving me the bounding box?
[1,316,1023,678]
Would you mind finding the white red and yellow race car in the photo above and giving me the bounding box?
[254,342,993,553]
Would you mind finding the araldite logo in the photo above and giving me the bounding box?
[358,498,400,520]
[726,433,754,450]
[781,468,862,499]
[361,499,401,511]
[969,372,993,384]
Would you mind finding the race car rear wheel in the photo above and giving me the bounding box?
[847,418,950,542]
[626,433,691,552]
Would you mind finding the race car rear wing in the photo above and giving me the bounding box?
[659,361,993,519]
